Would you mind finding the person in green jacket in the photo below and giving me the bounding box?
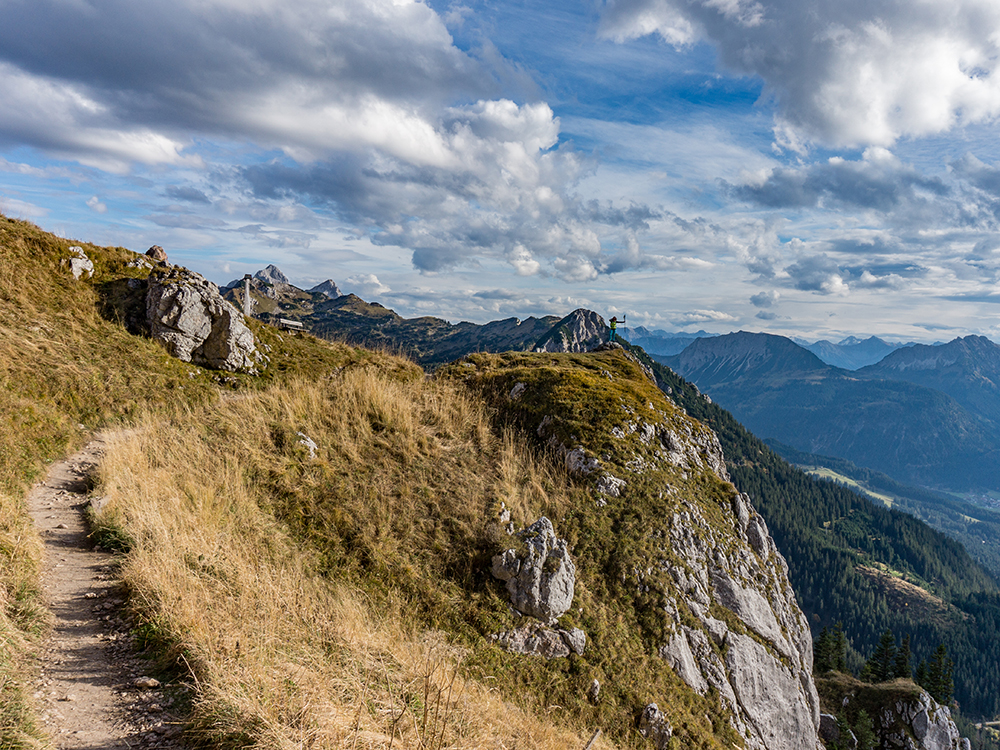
[609,316,618,342]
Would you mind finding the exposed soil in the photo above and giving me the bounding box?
[27,438,189,750]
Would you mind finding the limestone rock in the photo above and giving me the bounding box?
[491,517,575,622]
[875,690,969,750]
[495,623,570,659]
[67,246,93,280]
[146,268,261,372]
[296,432,317,459]
[725,632,818,750]
[588,679,600,703]
[145,245,168,263]
[638,703,673,749]
[595,473,626,497]
[561,627,586,655]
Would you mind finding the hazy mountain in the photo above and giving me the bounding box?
[622,326,718,356]
[804,335,908,370]
[661,331,1000,491]
[859,335,1000,424]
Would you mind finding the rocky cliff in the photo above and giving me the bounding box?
[532,308,607,352]
[448,348,822,750]
[817,675,970,750]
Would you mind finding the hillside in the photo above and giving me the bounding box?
[859,336,1000,424]
[224,284,1000,721]
[0,214,832,749]
[661,331,1000,491]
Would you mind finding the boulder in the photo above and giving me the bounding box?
[638,703,673,749]
[491,517,575,622]
[146,268,260,372]
[67,246,93,280]
[145,245,168,263]
[495,623,570,659]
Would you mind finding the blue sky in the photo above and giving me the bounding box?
[3,0,1000,342]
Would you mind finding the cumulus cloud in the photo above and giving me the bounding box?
[601,0,1000,149]
[673,309,739,326]
[750,289,779,307]
[86,195,107,214]
[730,148,948,211]
[346,273,391,296]
[783,255,849,295]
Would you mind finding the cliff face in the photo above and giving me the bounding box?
[450,349,822,750]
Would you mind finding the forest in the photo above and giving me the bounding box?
[634,347,1000,718]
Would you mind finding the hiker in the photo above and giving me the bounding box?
[609,316,618,342]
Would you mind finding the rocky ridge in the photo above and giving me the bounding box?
[450,349,823,750]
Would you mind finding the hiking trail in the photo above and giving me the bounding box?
[27,437,188,749]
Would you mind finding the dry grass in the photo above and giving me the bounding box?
[94,374,600,749]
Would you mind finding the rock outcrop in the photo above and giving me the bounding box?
[146,268,262,372]
[145,245,168,263]
[457,349,823,749]
[874,690,970,750]
[67,246,94,279]
[491,517,575,623]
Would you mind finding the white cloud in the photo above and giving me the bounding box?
[673,309,739,325]
[601,0,1000,149]
[345,273,391,296]
[86,195,107,213]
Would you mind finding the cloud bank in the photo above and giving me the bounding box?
[601,0,1000,149]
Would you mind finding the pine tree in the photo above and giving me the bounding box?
[925,644,955,704]
[915,659,928,687]
[866,628,897,682]
[854,709,876,750]
[894,634,912,679]
[814,627,832,673]
[832,622,848,672]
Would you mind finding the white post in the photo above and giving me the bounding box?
[243,274,252,317]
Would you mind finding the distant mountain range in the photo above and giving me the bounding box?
[801,335,912,369]
[661,331,1000,493]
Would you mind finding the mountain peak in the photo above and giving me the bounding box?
[308,279,342,298]
[254,264,290,285]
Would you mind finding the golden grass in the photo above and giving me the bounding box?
[94,374,601,749]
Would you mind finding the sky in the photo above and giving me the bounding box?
[3,0,1000,343]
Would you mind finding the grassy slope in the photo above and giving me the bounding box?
[0,214,410,748]
[91,349,745,748]
[0,215,748,748]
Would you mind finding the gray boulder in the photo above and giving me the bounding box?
[638,704,673,749]
[877,690,969,750]
[146,268,261,372]
[491,517,575,622]
[67,246,93,280]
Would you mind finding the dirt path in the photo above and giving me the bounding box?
[28,438,188,750]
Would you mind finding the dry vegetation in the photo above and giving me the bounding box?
[1,213,741,750]
[92,374,598,749]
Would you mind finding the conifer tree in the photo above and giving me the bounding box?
[854,709,876,750]
[866,628,897,682]
[894,634,912,679]
[832,622,848,672]
[926,645,954,704]
[814,627,832,673]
